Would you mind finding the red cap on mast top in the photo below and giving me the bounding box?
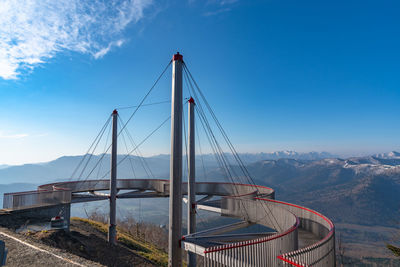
[172,52,183,61]
[112,109,118,115]
[188,97,195,104]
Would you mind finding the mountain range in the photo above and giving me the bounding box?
[1,150,399,226]
[1,151,399,260]
[248,156,400,227]
[0,151,338,184]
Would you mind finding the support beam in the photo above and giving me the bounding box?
[188,221,252,237]
[169,52,183,267]
[117,191,164,198]
[183,232,276,243]
[187,97,196,267]
[196,203,222,213]
[196,195,213,204]
[108,109,118,245]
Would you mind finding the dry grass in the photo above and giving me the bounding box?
[71,217,169,266]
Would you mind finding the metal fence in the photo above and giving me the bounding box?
[203,220,299,266]
[199,197,335,267]
[278,231,335,267]
[3,189,71,210]
[201,197,299,266]
[266,199,336,267]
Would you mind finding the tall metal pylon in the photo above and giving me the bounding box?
[187,97,196,267]
[169,52,183,267]
[108,109,118,245]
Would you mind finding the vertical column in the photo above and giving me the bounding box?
[108,109,118,245]
[169,52,183,267]
[187,97,196,267]
[63,204,71,232]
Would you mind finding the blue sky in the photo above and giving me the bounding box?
[0,0,399,164]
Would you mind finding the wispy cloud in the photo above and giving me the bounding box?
[0,0,152,80]
[204,0,238,6]
[0,132,28,139]
[0,132,49,139]
[196,0,238,16]
[203,7,232,17]
[219,0,239,5]
[203,7,231,17]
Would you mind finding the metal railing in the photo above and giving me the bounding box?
[202,198,300,266]
[195,197,335,267]
[265,199,335,267]
[3,188,71,210]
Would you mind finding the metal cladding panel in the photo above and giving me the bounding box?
[3,189,71,210]
[38,180,274,198]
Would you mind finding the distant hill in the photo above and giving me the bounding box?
[374,151,400,159]
[245,156,400,227]
[238,151,338,161]
[0,154,170,184]
[0,165,9,170]
[1,151,400,228]
[0,151,337,184]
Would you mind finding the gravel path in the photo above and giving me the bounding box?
[0,227,104,267]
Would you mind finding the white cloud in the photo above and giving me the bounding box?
[93,39,125,59]
[0,132,28,139]
[196,0,238,16]
[0,0,152,80]
[203,7,231,16]
[204,0,238,6]
[220,0,238,5]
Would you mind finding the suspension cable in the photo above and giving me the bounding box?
[119,120,138,179]
[183,67,253,220]
[69,115,111,179]
[77,117,112,180]
[77,61,171,183]
[119,116,154,179]
[96,121,113,178]
[184,63,282,230]
[195,118,208,181]
[100,115,171,179]
[116,100,170,110]
[118,61,171,137]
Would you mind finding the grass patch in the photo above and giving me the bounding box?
[71,217,168,266]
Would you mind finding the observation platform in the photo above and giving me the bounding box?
[1,179,335,266]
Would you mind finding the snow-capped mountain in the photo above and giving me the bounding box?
[374,151,400,159]
[237,151,337,162]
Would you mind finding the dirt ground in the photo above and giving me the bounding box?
[0,219,159,267]
[29,219,158,267]
[0,226,103,267]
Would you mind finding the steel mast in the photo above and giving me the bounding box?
[108,109,118,245]
[169,52,183,267]
[187,97,196,267]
